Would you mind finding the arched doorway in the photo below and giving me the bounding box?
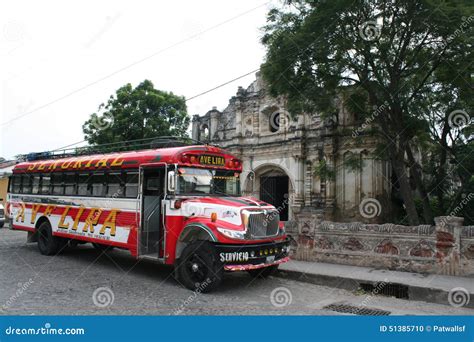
[259,173,289,221]
[242,165,293,222]
[258,169,290,221]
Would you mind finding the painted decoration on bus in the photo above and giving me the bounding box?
[25,156,125,172]
[199,155,225,166]
[9,199,134,244]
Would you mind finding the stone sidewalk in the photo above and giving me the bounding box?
[277,260,474,309]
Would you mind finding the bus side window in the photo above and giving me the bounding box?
[107,172,124,198]
[22,174,32,194]
[125,171,138,198]
[32,174,40,194]
[64,173,77,196]
[40,174,51,194]
[51,173,64,196]
[77,173,91,196]
[91,173,106,197]
[12,175,21,194]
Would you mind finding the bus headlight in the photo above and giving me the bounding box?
[217,227,246,240]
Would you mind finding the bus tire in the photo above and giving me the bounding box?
[92,243,115,253]
[247,265,279,278]
[37,221,59,256]
[176,241,223,293]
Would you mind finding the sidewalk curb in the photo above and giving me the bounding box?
[275,268,474,309]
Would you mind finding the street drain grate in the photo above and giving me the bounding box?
[360,282,409,299]
[323,303,391,316]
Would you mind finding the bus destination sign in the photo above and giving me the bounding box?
[199,155,225,166]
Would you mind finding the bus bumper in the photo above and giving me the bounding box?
[214,238,291,272]
[223,256,290,271]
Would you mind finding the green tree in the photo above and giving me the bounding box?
[261,0,473,224]
[83,80,189,150]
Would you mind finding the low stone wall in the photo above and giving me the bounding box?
[286,216,474,276]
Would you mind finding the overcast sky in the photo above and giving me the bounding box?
[0,0,275,159]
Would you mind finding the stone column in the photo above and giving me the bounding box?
[324,154,336,220]
[209,108,220,141]
[292,156,304,212]
[191,115,200,141]
[434,216,464,275]
[304,160,312,207]
[235,100,243,137]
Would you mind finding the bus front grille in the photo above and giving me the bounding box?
[248,211,280,238]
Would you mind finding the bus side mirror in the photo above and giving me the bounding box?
[167,171,175,193]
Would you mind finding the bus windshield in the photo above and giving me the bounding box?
[176,167,241,196]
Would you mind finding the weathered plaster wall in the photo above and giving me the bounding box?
[287,216,474,276]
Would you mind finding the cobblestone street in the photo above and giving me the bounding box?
[0,228,472,316]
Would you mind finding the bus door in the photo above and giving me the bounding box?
[139,165,166,259]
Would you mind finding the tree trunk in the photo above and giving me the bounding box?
[391,151,420,225]
[434,122,450,213]
[406,145,434,224]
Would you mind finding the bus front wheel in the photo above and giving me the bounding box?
[176,241,223,293]
[37,221,59,256]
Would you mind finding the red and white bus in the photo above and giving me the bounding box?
[6,145,290,291]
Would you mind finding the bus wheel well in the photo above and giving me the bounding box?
[28,216,50,243]
[175,225,216,260]
[35,216,51,231]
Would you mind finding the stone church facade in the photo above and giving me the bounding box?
[192,72,392,226]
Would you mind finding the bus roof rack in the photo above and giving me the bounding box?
[19,136,220,162]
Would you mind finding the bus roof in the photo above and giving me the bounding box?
[13,145,242,174]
